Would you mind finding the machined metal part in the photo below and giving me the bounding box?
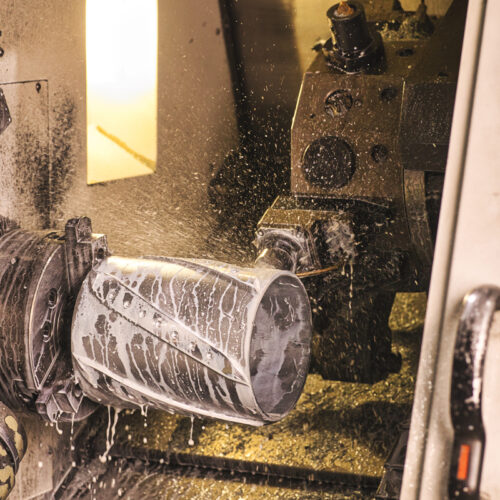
[324,1,385,74]
[71,256,312,425]
[448,286,500,499]
[0,213,312,429]
[0,217,107,421]
[255,196,404,382]
[291,39,424,266]
[399,0,467,174]
[251,2,466,383]
[290,3,464,285]
[255,196,399,276]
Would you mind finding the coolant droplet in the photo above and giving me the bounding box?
[188,416,195,446]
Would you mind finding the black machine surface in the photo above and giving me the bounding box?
[252,0,466,382]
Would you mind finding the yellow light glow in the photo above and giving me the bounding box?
[86,0,157,184]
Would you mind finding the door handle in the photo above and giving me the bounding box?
[449,286,500,499]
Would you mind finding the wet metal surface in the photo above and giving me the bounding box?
[72,257,311,425]
[0,81,50,229]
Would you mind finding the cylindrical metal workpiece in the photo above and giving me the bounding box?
[71,256,312,425]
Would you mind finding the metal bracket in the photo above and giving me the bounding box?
[35,217,109,422]
[64,217,109,297]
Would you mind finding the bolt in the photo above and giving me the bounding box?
[371,144,389,163]
[48,288,58,308]
[325,90,353,118]
[41,321,52,342]
[75,217,92,241]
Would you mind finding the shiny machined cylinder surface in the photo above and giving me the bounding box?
[71,256,311,425]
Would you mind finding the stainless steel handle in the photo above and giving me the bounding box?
[449,286,500,499]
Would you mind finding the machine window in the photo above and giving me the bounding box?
[86,0,157,184]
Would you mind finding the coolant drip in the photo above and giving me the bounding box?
[99,407,121,464]
[188,416,195,447]
[349,261,354,321]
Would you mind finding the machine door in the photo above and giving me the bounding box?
[401,1,500,498]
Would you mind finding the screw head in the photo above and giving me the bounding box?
[41,321,52,342]
[48,288,58,308]
[325,90,353,118]
[371,144,389,163]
